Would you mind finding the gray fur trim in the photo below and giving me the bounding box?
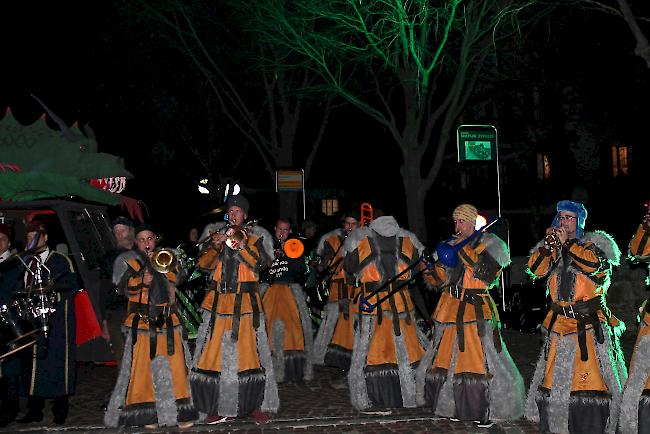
[271,320,286,382]
[291,283,314,380]
[256,316,280,413]
[316,228,344,255]
[416,322,432,350]
[583,230,621,266]
[259,282,269,299]
[481,232,511,268]
[199,222,227,246]
[370,216,399,237]
[394,327,417,408]
[595,327,625,433]
[312,302,340,364]
[348,315,374,410]
[343,227,370,256]
[547,333,576,434]
[415,322,444,406]
[619,334,650,433]
[111,250,142,285]
[434,334,458,417]
[104,329,133,427]
[151,356,179,427]
[396,227,426,256]
[181,337,192,371]
[524,330,548,422]
[480,326,525,420]
[250,225,275,265]
[217,330,239,416]
[191,310,213,369]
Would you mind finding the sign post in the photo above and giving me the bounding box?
[457,125,508,308]
[275,169,306,220]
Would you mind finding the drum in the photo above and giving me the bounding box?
[0,302,39,360]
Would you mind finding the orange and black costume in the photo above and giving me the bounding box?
[343,216,426,410]
[619,222,650,434]
[416,232,524,422]
[104,251,197,428]
[189,224,279,417]
[312,228,356,370]
[524,229,626,434]
[260,244,313,383]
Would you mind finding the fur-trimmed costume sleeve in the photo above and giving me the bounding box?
[457,232,510,286]
[527,239,557,280]
[569,230,620,276]
[629,223,650,262]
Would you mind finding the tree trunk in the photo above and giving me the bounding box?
[402,162,428,242]
[278,191,299,225]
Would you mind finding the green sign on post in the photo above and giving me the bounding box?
[457,125,497,161]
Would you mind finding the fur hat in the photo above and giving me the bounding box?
[452,204,477,225]
[552,200,587,238]
[225,195,249,214]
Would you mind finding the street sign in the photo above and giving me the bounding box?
[275,169,304,192]
[457,125,498,161]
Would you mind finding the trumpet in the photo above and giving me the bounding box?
[544,228,563,252]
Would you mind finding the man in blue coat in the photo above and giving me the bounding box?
[16,221,78,425]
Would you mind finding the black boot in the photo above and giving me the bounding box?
[17,396,44,424]
[52,396,69,425]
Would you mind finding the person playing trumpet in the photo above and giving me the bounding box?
[189,194,278,425]
[524,200,626,434]
[104,223,197,429]
[260,218,313,383]
[416,204,524,428]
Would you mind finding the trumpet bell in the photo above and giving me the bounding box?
[284,238,304,259]
[435,241,459,268]
[225,225,247,250]
[151,248,178,274]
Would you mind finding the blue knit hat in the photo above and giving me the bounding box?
[552,200,587,238]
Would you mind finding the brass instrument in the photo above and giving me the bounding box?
[544,228,563,252]
[225,219,260,250]
[150,247,181,274]
[361,202,373,226]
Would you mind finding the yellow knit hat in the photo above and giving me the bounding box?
[452,204,477,224]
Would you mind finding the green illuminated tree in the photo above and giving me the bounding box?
[256,0,547,238]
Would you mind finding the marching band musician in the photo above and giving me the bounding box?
[189,194,278,425]
[524,200,626,434]
[312,210,360,370]
[104,223,197,429]
[416,204,524,428]
[0,223,22,427]
[618,207,650,433]
[17,221,78,425]
[343,214,426,411]
[260,218,313,383]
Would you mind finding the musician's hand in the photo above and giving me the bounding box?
[210,231,227,248]
[555,227,568,245]
[545,227,557,236]
[143,268,153,286]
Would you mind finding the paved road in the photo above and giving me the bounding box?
[0,327,633,433]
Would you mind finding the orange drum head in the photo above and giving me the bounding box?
[284,238,304,258]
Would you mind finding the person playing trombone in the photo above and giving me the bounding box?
[416,204,524,428]
[189,194,278,425]
[343,213,426,411]
[104,223,197,429]
[312,210,360,370]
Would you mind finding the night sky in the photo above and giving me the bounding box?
[2,1,650,252]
